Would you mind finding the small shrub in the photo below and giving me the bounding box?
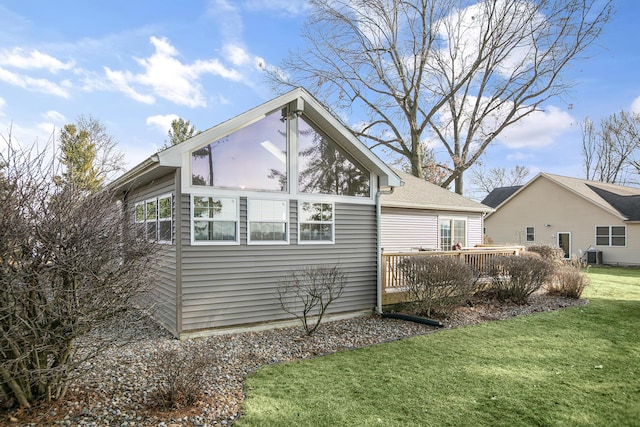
[487,255,555,304]
[526,244,564,262]
[147,344,216,409]
[397,256,478,317]
[277,265,346,335]
[547,263,590,299]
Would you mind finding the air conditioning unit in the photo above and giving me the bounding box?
[587,250,603,265]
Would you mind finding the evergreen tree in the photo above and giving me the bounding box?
[57,124,102,192]
[168,118,196,146]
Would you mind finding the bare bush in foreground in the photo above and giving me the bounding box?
[487,255,555,304]
[277,265,346,335]
[0,137,156,408]
[398,256,478,317]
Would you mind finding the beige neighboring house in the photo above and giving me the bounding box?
[482,173,640,266]
[381,170,494,252]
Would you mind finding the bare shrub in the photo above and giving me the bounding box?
[487,256,555,304]
[1,137,156,408]
[277,265,346,335]
[547,260,590,299]
[397,256,478,317]
[526,245,564,262]
[147,343,216,409]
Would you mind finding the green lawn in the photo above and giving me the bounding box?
[238,267,640,427]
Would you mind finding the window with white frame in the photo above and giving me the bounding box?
[526,226,535,242]
[440,218,466,250]
[157,195,172,244]
[134,196,173,244]
[596,226,626,247]
[134,202,145,239]
[145,199,157,241]
[299,201,334,243]
[192,195,239,243]
[248,199,288,244]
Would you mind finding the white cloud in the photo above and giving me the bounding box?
[0,67,70,98]
[0,47,75,73]
[497,106,575,149]
[631,96,640,114]
[224,44,251,67]
[146,114,179,134]
[0,96,5,115]
[242,0,309,16]
[103,36,242,108]
[42,110,66,123]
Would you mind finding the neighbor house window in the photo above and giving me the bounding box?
[191,109,287,191]
[157,195,172,244]
[299,201,334,243]
[192,196,239,244]
[526,226,535,242]
[440,218,466,250]
[297,116,370,197]
[596,226,626,247]
[248,199,288,244]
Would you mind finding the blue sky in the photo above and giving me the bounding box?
[0,0,638,187]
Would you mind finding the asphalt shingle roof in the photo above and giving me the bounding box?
[382,170,493,213]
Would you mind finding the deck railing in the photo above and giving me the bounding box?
[381,246,525,305]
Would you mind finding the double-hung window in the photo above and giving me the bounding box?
[299,201,334,243]
[192,196,239,244]
[526,226,535,242]
[596,226,626,247]
[248,199,289,244]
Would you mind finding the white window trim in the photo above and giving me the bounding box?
[438,216,468,250]
[157,193,173,245]
[595,225,627,247]
[190,194,240,246]
[298,200,335,245]
[247,199,290,245]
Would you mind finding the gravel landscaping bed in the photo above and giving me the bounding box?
[4,294,587,426]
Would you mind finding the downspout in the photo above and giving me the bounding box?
[376,186,394,315]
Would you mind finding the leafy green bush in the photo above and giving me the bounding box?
[487,255,555,304]
[397,256,477,317]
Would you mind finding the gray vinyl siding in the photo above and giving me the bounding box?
[381,207,439,252]
[127,173,178,335]
[180,199,377,333]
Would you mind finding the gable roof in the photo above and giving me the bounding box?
[486,172,640,222]
[382,170,493,213]
[110,87,402,193]
[481,185,522,208]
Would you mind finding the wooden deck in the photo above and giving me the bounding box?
[381,246,524,305]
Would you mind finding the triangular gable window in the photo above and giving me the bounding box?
[297,116,370,197]
[191,109,287,191]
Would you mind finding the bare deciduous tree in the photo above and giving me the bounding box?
[469,164,529,200]
[0,135,156,409]
[582,110,640,185]
[268,0,612,193]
